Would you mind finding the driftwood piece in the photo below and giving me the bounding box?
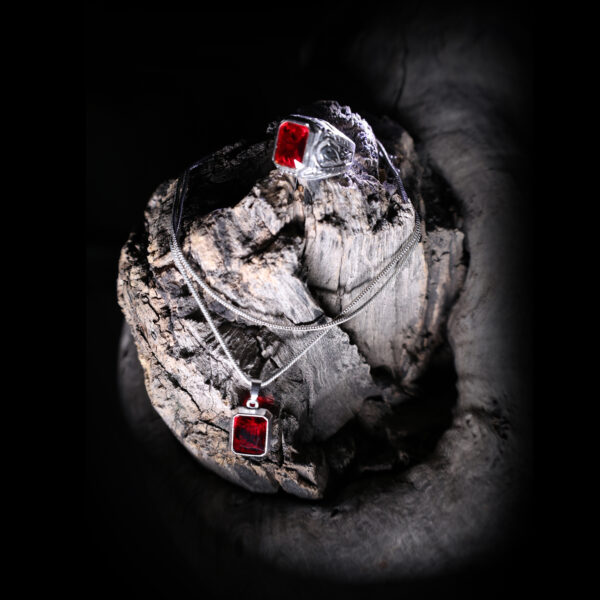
[117,101,465,500]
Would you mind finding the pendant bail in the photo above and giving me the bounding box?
[247,379,262,409]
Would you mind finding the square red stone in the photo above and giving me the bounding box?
[274,121,310,169]
[232,414,268,456]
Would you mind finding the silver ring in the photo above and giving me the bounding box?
[272,114,356,180]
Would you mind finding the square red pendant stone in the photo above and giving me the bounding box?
[232,414,268,456]
[274,121,310,168]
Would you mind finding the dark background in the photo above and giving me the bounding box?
[86,3,533,597]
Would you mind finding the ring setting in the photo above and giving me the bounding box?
[272,115,356,180]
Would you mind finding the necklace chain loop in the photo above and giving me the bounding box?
[169,137,422,389]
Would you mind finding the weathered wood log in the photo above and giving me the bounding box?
[117,101,465,501]
[115,5,531,586]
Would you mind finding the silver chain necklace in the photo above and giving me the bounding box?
[169,136,421,458]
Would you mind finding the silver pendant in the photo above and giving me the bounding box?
[230,380,272,459]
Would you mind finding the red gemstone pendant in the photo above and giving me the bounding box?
[231,413,269,456]
[273,121,310,169]
[230,393,273,458]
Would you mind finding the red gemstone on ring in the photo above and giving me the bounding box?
[274,121,310,168]
[232,414,268,455]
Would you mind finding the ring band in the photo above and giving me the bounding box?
[272,115,356,180]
